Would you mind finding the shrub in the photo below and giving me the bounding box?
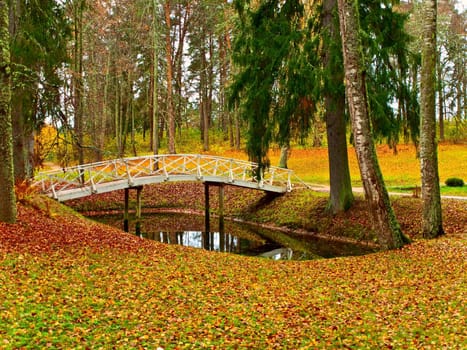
[445,177,464,187]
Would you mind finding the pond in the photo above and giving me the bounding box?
[90,212,376,260]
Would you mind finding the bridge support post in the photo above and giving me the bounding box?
[204,182,225,236]
[124,188,129,232]
[204,183,210,234]
[135,186,143,236]
[218,184,224,234]
[123,186,143,235]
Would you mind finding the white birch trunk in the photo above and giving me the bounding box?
[420,0,444,238]
[337,0,408,249]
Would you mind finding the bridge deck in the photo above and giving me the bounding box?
[33,154,293,201]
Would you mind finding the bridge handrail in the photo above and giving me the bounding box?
[33,154,293,200]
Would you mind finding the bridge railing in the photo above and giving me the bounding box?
[33,154,293,200]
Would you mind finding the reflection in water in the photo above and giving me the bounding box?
[143,231,240,253]
[260,248,293,260]
[90,213,376,260]
[141,230,282,257]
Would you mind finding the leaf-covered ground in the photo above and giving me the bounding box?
[0,195,466,349]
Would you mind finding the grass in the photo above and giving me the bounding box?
[273,141,460,189]
[216,142,467,197]
[388,185,467,197]
[286,143,467,196]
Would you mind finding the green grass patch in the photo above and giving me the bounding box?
[440,185,467,196]
[388,185,467,197]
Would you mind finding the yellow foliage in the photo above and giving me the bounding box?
[34,124,59,168]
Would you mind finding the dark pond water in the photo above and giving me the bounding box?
[91,213,376,260]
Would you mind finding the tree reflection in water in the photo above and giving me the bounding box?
[91,213,377,260]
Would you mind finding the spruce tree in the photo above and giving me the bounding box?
[230,0,319,174]
[9,0,69,180]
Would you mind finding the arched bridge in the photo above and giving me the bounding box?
[33,154,293,202]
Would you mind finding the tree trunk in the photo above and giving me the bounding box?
[152,0,160,155]
[219,32,228,137]
[173,2,191,137]
[73,0,84,166]
[12,95,29,180]
[420,0,443,238]
[325,93,354,213]
[98,56,112,162]
[201,31,209,151]
[0,0,17,223]
[164,0,176,154]
[337,0,408,249]
[223,22,234,147]
[322,0,354,214]
[234,112,241,150]
[437,49,444,141]
[9,0,33,181]
[278,143,290,169]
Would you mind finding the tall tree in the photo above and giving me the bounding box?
[72,0,85,166]
[420,0,444,238]
[164,0,176,153]
[0,0,16,223]
[231,0,413,213]
[398,1,422,147]
[230,0,318,172]
[172,0,192,137]
[436,1,466,140]
[188,0,228,152]
[218,4,233,142]
[151,0,162,155]
[321,0,354,213]
[9,0,69,179]
[337,0,409,249]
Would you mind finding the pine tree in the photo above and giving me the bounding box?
[230,0,414,213]
[164,0,176,154]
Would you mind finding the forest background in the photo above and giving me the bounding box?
[8,0,465,175]
[0,0,465,237]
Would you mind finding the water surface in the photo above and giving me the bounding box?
[91,213,376,260]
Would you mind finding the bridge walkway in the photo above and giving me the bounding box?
[33,154,293,202]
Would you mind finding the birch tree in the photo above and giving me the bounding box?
[337,0,409,249]
[420,0,444,238]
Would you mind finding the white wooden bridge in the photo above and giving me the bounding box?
[33,154,293,202]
